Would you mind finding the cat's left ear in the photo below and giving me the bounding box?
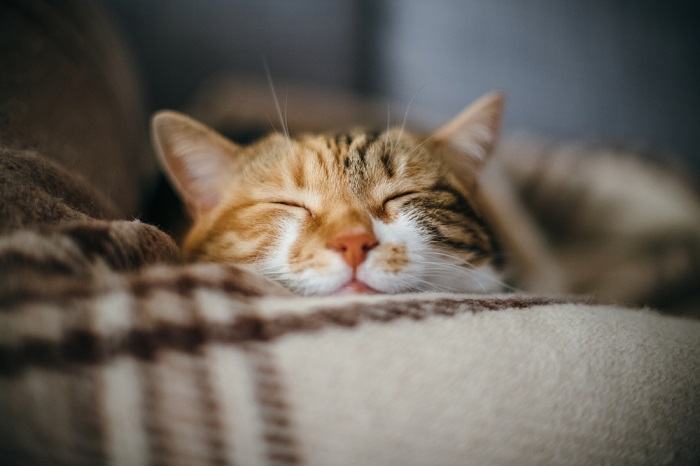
[151,111,241,217]
[432,91,504,165]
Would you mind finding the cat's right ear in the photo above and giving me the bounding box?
[432,92,504,165]
[151,111,240,217]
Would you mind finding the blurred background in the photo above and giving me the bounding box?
[1,0,697,309]
[105,0,700,172]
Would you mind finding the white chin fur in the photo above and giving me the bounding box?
[259,213,505,296]
[292,256,352,296]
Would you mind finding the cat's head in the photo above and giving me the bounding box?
[152,92,505,295]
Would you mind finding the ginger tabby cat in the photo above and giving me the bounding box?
[152,93,506,295]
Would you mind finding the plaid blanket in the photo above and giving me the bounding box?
[2,248,699,465]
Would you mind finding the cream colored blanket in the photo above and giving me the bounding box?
[2,272,699,465]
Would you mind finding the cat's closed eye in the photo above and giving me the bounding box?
[382,191,420,208]
[267,200,313,216]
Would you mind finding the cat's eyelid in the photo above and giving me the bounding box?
[382,190,420,206]
[267,200,313,216]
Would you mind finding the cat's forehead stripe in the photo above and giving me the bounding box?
[353,131,380,162]
[314,147,330,178]
[293,156,306,188]
[380,151,394,178]
[332,131,384,180]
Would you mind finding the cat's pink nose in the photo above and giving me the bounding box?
[327,231,378,268]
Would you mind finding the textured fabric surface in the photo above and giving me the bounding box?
[0,0,152,215]
[2,287,699,466]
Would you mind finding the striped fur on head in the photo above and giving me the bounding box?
[152,93,505,295]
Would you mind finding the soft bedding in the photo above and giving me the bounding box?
[2,258,699,464]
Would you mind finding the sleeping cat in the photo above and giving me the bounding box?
[152,92,700,310]
[151,93,506,295]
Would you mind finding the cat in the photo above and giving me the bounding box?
[151,92,700,311]
[151,93,507,296]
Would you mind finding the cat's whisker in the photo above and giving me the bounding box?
[378,261,472,293]
[407,274,472,293]
[284,92,289,133]
[389,102,408,156]
[265,115,279,135]
[412,277,456,293]
[411,254,519,291]
[386,103,391,135]
[390,87,422,157]
[424,262,517,291]
[386,274,438,293]
[263,58,294,154]
[255,265,294,279]
[404,133,435,159]
[413,264,488,292]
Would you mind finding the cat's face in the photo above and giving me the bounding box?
[152,93,505,295]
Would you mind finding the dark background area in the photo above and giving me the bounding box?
[106,0,700,171]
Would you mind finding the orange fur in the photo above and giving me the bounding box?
[152,93,505,295]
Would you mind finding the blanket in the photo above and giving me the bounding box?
[3,268,700,465]
[1,2,699,465]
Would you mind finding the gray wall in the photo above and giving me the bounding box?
[106,0,700,170]
[107,0,361,109]
[373,0,700,162]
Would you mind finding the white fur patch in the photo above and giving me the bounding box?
[359,213,505,294]
[257,218,351,296]
[358,213,430,293]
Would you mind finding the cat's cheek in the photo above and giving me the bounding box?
[435,263,505,294]
[369,244,410,274]
[292,253,352,295]
[355,267,389,293]
[356,263,413,294]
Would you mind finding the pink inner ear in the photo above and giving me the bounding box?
[195,190,221,214]
[433,92,504,162]
[165,145,235,216]
[175,169,225,217]
[153,110,242,217]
